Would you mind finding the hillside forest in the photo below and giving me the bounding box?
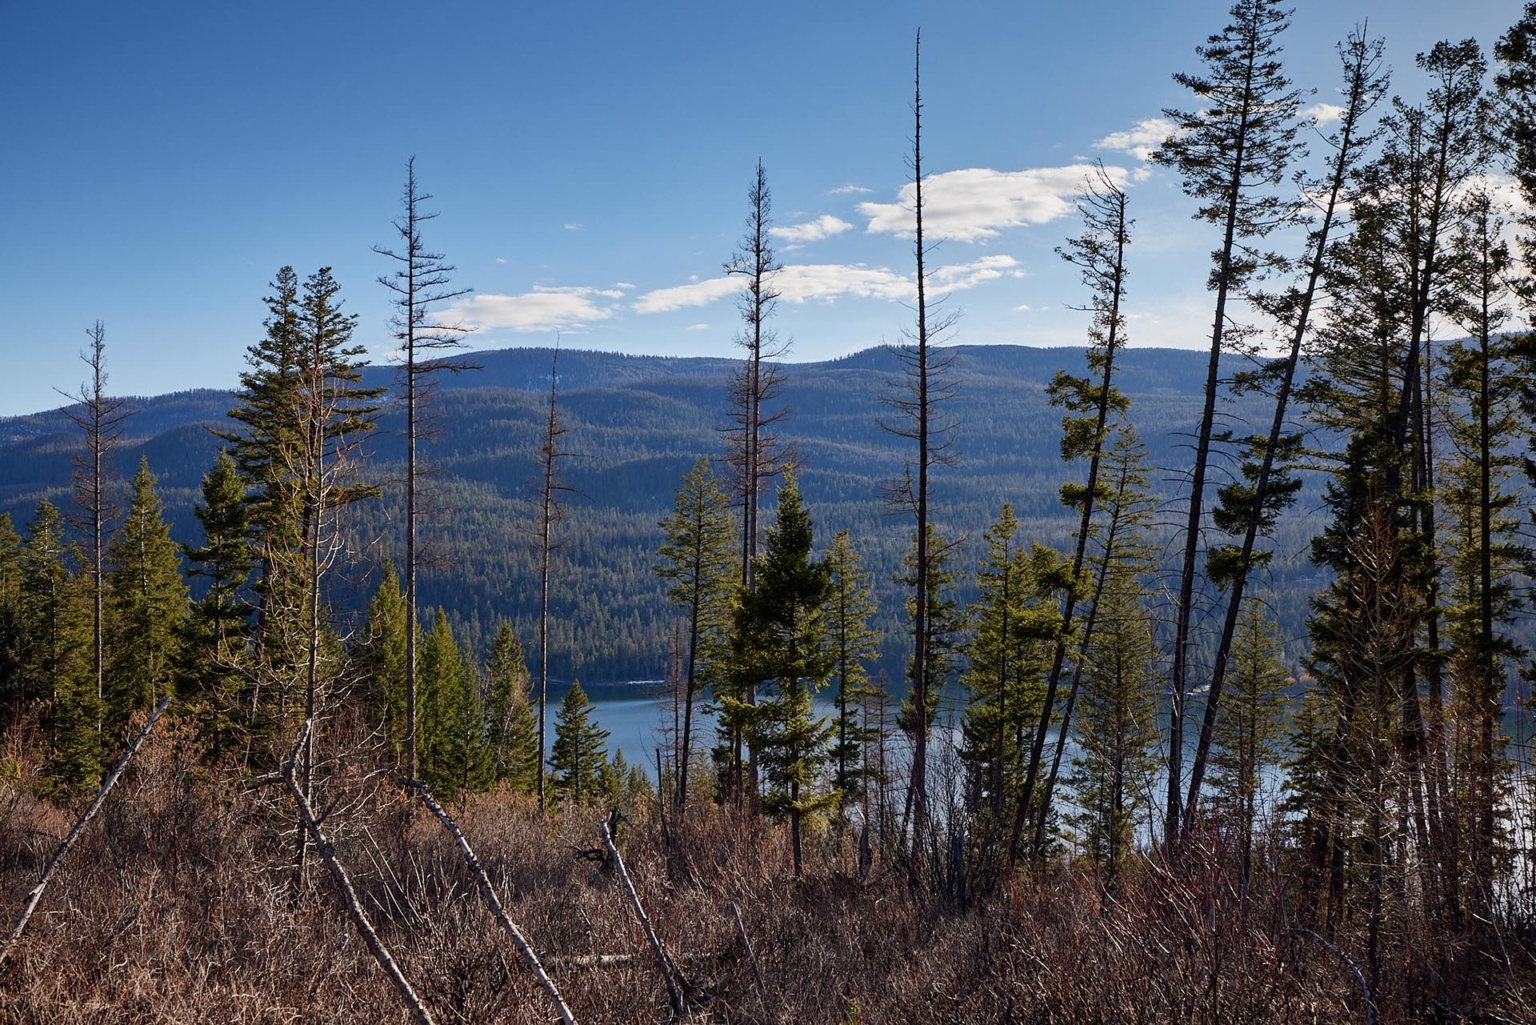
[6,3,1536,1022]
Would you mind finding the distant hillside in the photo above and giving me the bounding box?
[0,343,1321,682]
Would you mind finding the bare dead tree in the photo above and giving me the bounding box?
[723,158,792,592]
[0,696,169,973]
[409,779,577,1024]
[374,157,473,781]
[600,814,687,1017]
[720,161,793,810]
[879,29,958,877]
[536,345,574,812]
[60,322,131,716]
[283,721,436,1025]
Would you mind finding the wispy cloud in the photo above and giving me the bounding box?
[859,166,1125,242]
[494,257,507,264]
[769,214,854,245]
[830,183,872,195]
[563,222,584,231]
[1094,117,1178,161]
[1303,102,1346,125]
[450,285,624,333]
[634,276,746,314]
[636,255,1025,313]
[686,323,711,332]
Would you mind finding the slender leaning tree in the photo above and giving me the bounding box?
[1150,0,1305,846]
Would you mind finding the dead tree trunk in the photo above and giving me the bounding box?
[0,696,169,972]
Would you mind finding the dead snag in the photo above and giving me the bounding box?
[600,814,687,1017]
[284,721,436,1025]
[0,696,170,973]
[409,779,577,1025]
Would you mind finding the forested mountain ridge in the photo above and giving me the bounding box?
[0,342,1306,682]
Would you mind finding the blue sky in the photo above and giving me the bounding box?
[0,0,1522,415]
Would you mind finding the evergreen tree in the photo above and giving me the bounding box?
[823,529,880,816]
[357,561,408,750]
[484,619,538,793]
[1440,182,1526,914]
[960,505,1060,871]
[550,680,609,806]
[417,608,489,796]
[181,449,253,750]
[0,515,23,732]
[1018,164,1132,866]
[1151,0,1307,843]
[735,475,834,876]
[19,501,98,792]
[655,457,737,811]
[1207,599,1291,888]
[104,458,188,728]
[1065,560,1160,894]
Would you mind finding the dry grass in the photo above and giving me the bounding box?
[1,723,1531,1024]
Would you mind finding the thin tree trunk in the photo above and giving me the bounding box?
[0,697,170,972]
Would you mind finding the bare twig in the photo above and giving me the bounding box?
[601,814,687,1016]
[284,722,435,1025]
[730,901,767,1003]
[0,696,170,973]
[408,778,577,1025]
[1293,928,1376,1025]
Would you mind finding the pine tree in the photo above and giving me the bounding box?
[1151,0,1307,843]
[357,562,408,750]
[823,529,880,816]
[550,680,609,807]
[103,458,187,728]
[1183,26,1388,824]
[484,620,538,793]
[655,457,737,811]
[1066,561,1160,894]
[19,502,97,792]
[1016,163,1132,869]
[417,608,489,797]
[735,475,834,876]
[0,514,23,732]
[181,449,253,750]
[1034,431,1156,860]
[1207,599,1291,888]
[960,505,1060,873]
[1440,182,1525,915]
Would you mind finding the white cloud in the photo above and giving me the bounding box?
[1304,103,1346,125]
[1094,117,1178,161]
[775,264,913,303]
[635,255,1024,315]
[615,281,636,290]
[634,276,747,314]
[830,183,872,195]
[859,166,1125,242]
[930,254,1026,291]
[450,285,620,333]
[494,257,507,264]
[769,214,854,245]
[564,222,583,231]
[686,323,711,332]
[1014,303,1033,312]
